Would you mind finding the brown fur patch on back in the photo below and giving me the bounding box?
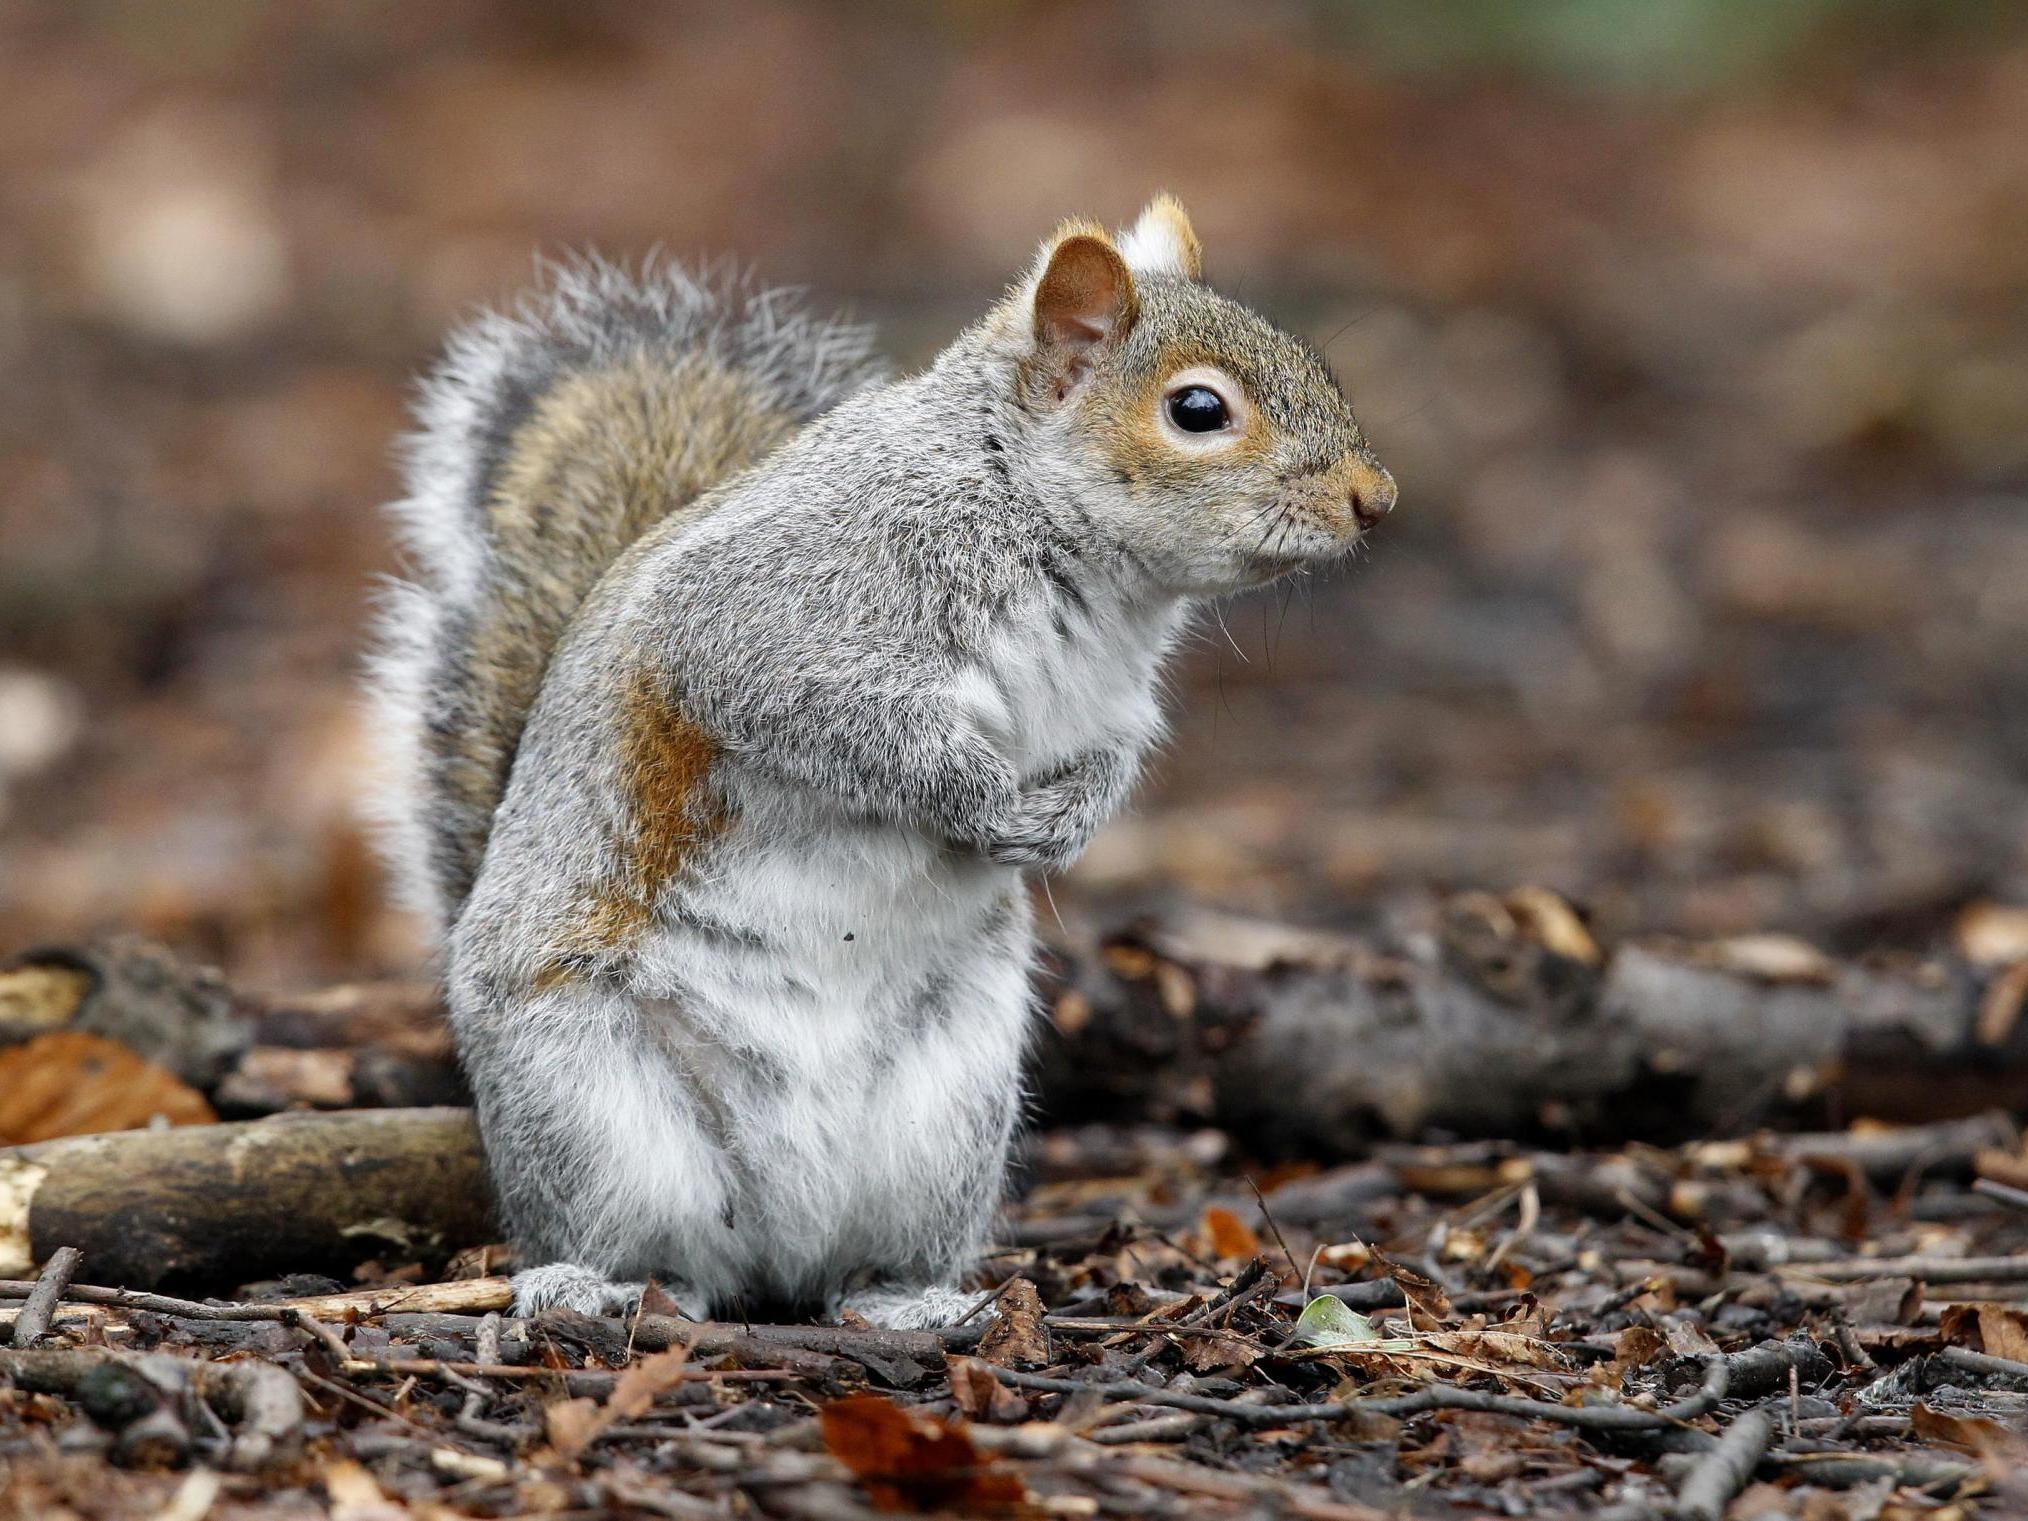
[434,352,793,916]
[534,666,728,989]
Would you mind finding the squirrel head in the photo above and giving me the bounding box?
[989,196,1395,597]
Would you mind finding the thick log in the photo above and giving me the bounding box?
[1035,908,2028,1155]
[0,1107,489,1288]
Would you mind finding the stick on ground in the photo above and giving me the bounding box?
[9,1244,81,1348]
[1675,1405,1776,1521]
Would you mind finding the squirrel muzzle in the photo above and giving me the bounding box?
[1345,456,1398,531]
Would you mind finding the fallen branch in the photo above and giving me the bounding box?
[1674,1406,1776,1521]
[9,1244,80,1347]
[0,1107,489,1285]
[1768,1450,1981,1493]
[1036,910,2023,1153]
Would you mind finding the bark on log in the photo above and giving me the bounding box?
[0,1107,488,1288]
[1035,908,2028,1156]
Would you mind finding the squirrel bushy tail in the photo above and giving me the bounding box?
[369,258,888,933]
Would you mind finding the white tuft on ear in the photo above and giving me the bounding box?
[1117,194,1202,281]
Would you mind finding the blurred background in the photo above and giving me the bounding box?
[2,0,2026,991]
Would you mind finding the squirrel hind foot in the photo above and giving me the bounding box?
[510,1262,650,1318]
[840,1283,988,1330]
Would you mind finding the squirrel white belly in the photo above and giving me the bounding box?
[368,198,1395,1325]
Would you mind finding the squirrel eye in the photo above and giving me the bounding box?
[1166,385,1229,433]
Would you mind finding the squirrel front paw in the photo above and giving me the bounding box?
[511,1262,647,1318]
[984,817,1087,872]
[980,753,1115,871]
[842,1283,988,1330]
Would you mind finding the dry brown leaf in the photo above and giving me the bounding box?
[604,1345,692,1423]
[0,1030,214,1143]
[1375,1250,1453,1327]
[945,1354,1028,1423]
[1392,1161,1510,1195]
[1408,1328,1569,1374]
[978,1278,1051,1368]
[1611,1324,1668,1375]
[1841,1276,1923,1327]
[542,1343,691,1462]
[1184,1330,1261,1375]
[1912,1401,2019,1466]
[1975,1146,2028,1191]
[222,1046,355,1108]
[1663,1320,1721,1359]
[819,1392,1027,1513]
[638,1279,685,1318]
[543,1396,604,1463]
[1459,1446,1527,1484]
[1201,1205,1261,1260]
[1937,1301,2028,1361]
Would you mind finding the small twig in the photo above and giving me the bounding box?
[1833,1322,1875,1372]
[291,1362,442,1442]
[342,1356,805,1384]
[449,1311,530,1446]
[1085,1411,1203,1445]
[1674,1405,1776,1521]
[1786,1253,2028,1283]
[988,1349,1734,1432]
[950,1276,1019,1328]
[1615,1185,1699,1245]
[1937,1343,2028,1387]
[1483,1184,1539,1275]
[279,1308,352,1366]
[1119,1260,1272,1377]
[1244,1175,1302,1288]
[1104,1451,1389,1521]
[10,1247,83,1349]
[0,1276,512,1320]
[1973,1177,2028,1212]
[0,1280,292,1323]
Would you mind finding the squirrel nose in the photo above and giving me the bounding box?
[1346,459,1397,530]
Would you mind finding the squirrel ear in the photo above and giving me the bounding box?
[1029,227,1137,395]
[1118,194,1202,281]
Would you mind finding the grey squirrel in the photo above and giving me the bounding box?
[367,197,1395,1326]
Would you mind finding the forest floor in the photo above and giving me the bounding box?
[4,936,2028,1520]
[4,1117,2028,1519]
